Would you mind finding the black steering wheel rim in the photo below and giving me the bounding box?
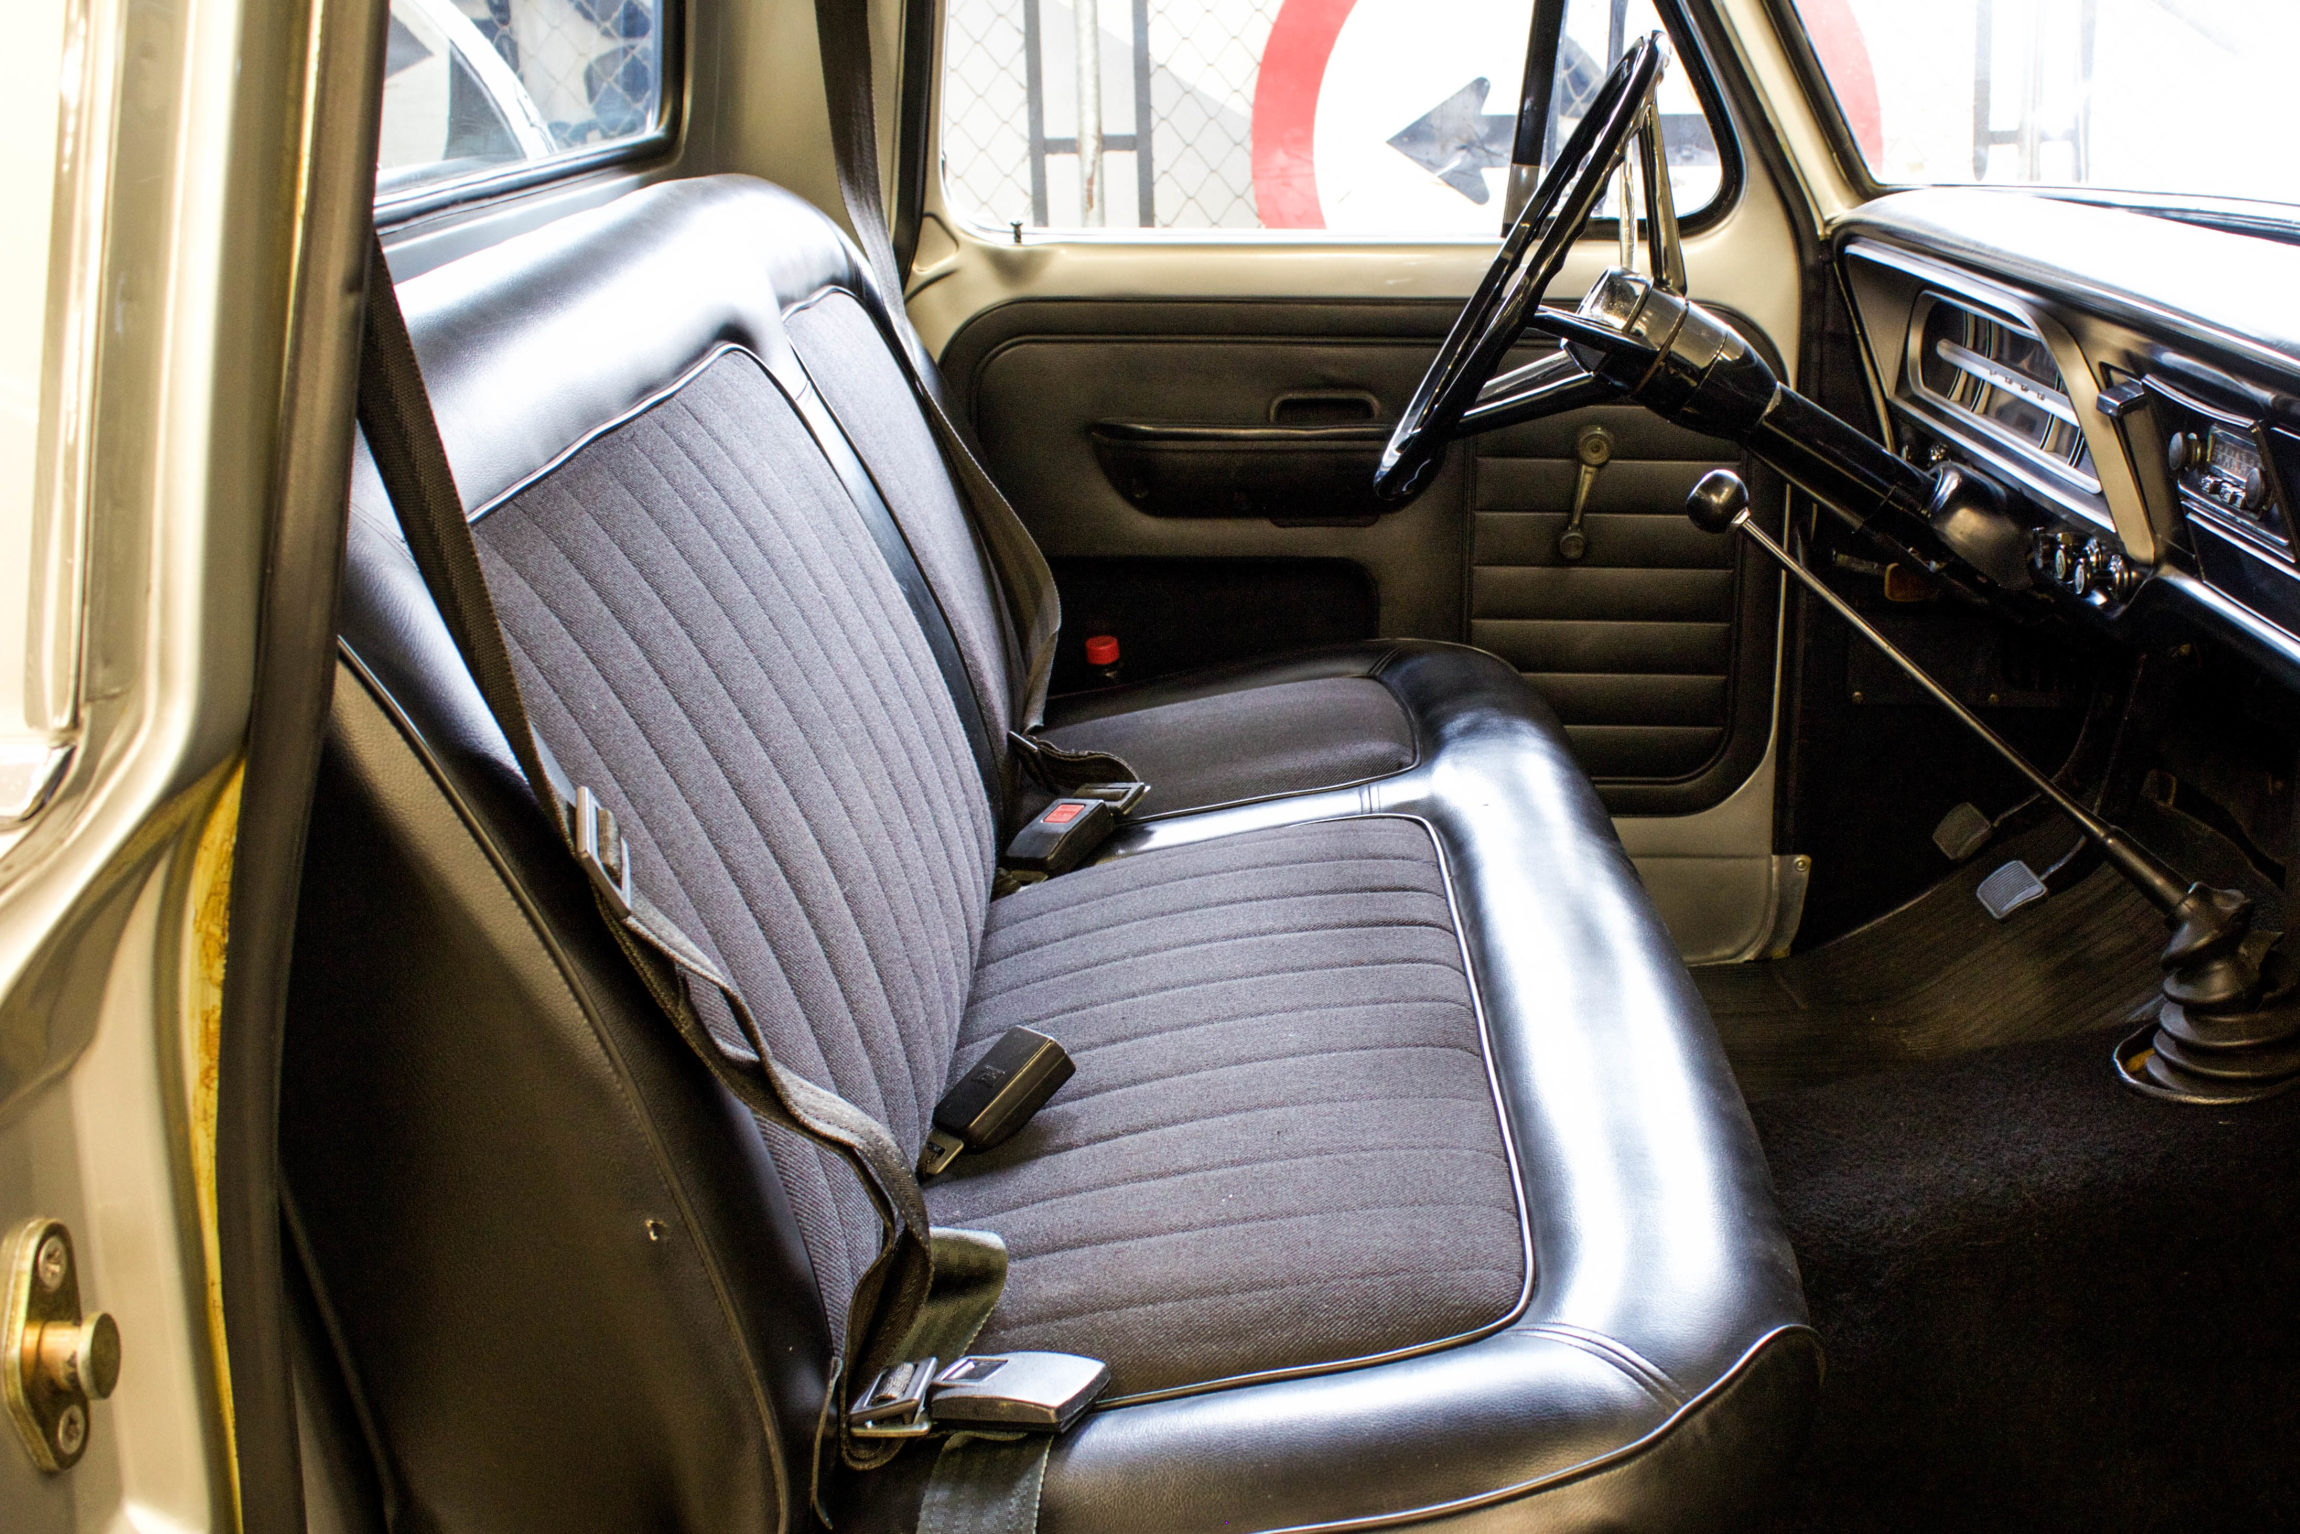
[1374,35,1667,503]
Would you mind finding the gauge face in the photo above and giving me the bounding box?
[2209,427,2262,485]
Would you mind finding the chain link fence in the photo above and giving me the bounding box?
[944,0,1284,231]
[453,0,663,148]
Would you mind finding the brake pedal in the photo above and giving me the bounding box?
[1976,859,2049,921]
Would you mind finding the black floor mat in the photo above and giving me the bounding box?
[1697,817,2165,1101]
[1754,1031,2300,1532]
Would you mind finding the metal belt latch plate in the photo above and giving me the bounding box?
[5,1219,121,1471]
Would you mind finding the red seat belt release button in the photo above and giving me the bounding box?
[1003,796,1117,876]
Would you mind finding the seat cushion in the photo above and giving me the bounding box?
[925,817,1526,1399]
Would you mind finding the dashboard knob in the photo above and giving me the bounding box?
[2243,467,2272,513]
[2110,554,2144,602]
[2168,431,2200,476]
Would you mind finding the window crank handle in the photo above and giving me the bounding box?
[1559,424,1612,562]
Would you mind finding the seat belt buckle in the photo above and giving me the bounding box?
[1070,780,1147,815]
[572,786,632,910]
[1003,796,1119,876]
[848,1355,940,1439]
[850,1352,1110,1439]
[930,1352,1110,1433]
[918,1026,1074,1175]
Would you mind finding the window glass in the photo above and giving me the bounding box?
[941,0,1724,236]
[1789,0,2300,206]
[377,0,666,203]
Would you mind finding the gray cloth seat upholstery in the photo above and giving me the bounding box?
[932,817,1525,1401]
[281,172,1816,1534]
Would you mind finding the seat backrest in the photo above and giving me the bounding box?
[284,176,1008,1531]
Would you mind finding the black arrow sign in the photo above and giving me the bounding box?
[1387,77,1515,205]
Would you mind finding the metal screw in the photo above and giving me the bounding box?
[1850,690,1866,704]
[54,1405,85,1458]
[643,1219,668,1243]
[33,1234,67,1292]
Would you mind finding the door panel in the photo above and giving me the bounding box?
[1467,403,1777,806]
[944,302,1782,815]
[947,301,1479,650]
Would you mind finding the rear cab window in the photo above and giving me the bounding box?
[378,0,670,209]
[940,0,1728,237]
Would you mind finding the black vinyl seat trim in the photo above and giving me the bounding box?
[1041,643,1425,821]
[1255,1326,1820,1534]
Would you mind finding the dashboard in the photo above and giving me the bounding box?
[1832,189,2300,688]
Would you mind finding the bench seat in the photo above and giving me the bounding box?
[281,173,1815,1534]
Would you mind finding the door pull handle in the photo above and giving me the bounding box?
[1559,424,1613,562]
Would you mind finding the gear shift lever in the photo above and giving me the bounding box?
[1688,468,2300,1103]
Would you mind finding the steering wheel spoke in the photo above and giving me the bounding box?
[1459,346,1620,435]
[1376,33,1680,501]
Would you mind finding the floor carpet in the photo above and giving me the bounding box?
[1752,1030,2300,1532]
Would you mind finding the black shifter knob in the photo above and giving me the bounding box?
[1686,469,1750,534]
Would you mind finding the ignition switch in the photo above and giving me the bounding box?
[5,1219,120,1471]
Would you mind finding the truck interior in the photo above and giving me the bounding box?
[9,0,2300,1530]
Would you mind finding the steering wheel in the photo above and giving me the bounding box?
[1376,33,1683,502]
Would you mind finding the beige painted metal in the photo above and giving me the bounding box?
[1,0,363,1524]
[1704,0,1862,236]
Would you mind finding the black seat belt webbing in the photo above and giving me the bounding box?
[782,350,1001,805]
[354,233,945,1470]
[917,1437,1054,1534]
[812,0,1061,736]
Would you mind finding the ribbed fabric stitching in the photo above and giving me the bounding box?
[928,818,1526,1398]
[475,354,993,1344]
[785,291,1015,749]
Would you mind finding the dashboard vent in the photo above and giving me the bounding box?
[1911,295,2093,480]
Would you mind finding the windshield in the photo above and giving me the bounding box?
[1789,0,2300,208]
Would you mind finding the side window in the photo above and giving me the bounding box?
[940,0,1724,237]
[377,0,668,205]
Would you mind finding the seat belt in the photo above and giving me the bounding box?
[353,234,1083,1484]
[806,16,1090,1520]
[811,0,1062,738]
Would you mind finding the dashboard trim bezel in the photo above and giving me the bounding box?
[1840,239,2163,563]
[1901,289,2102,499]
